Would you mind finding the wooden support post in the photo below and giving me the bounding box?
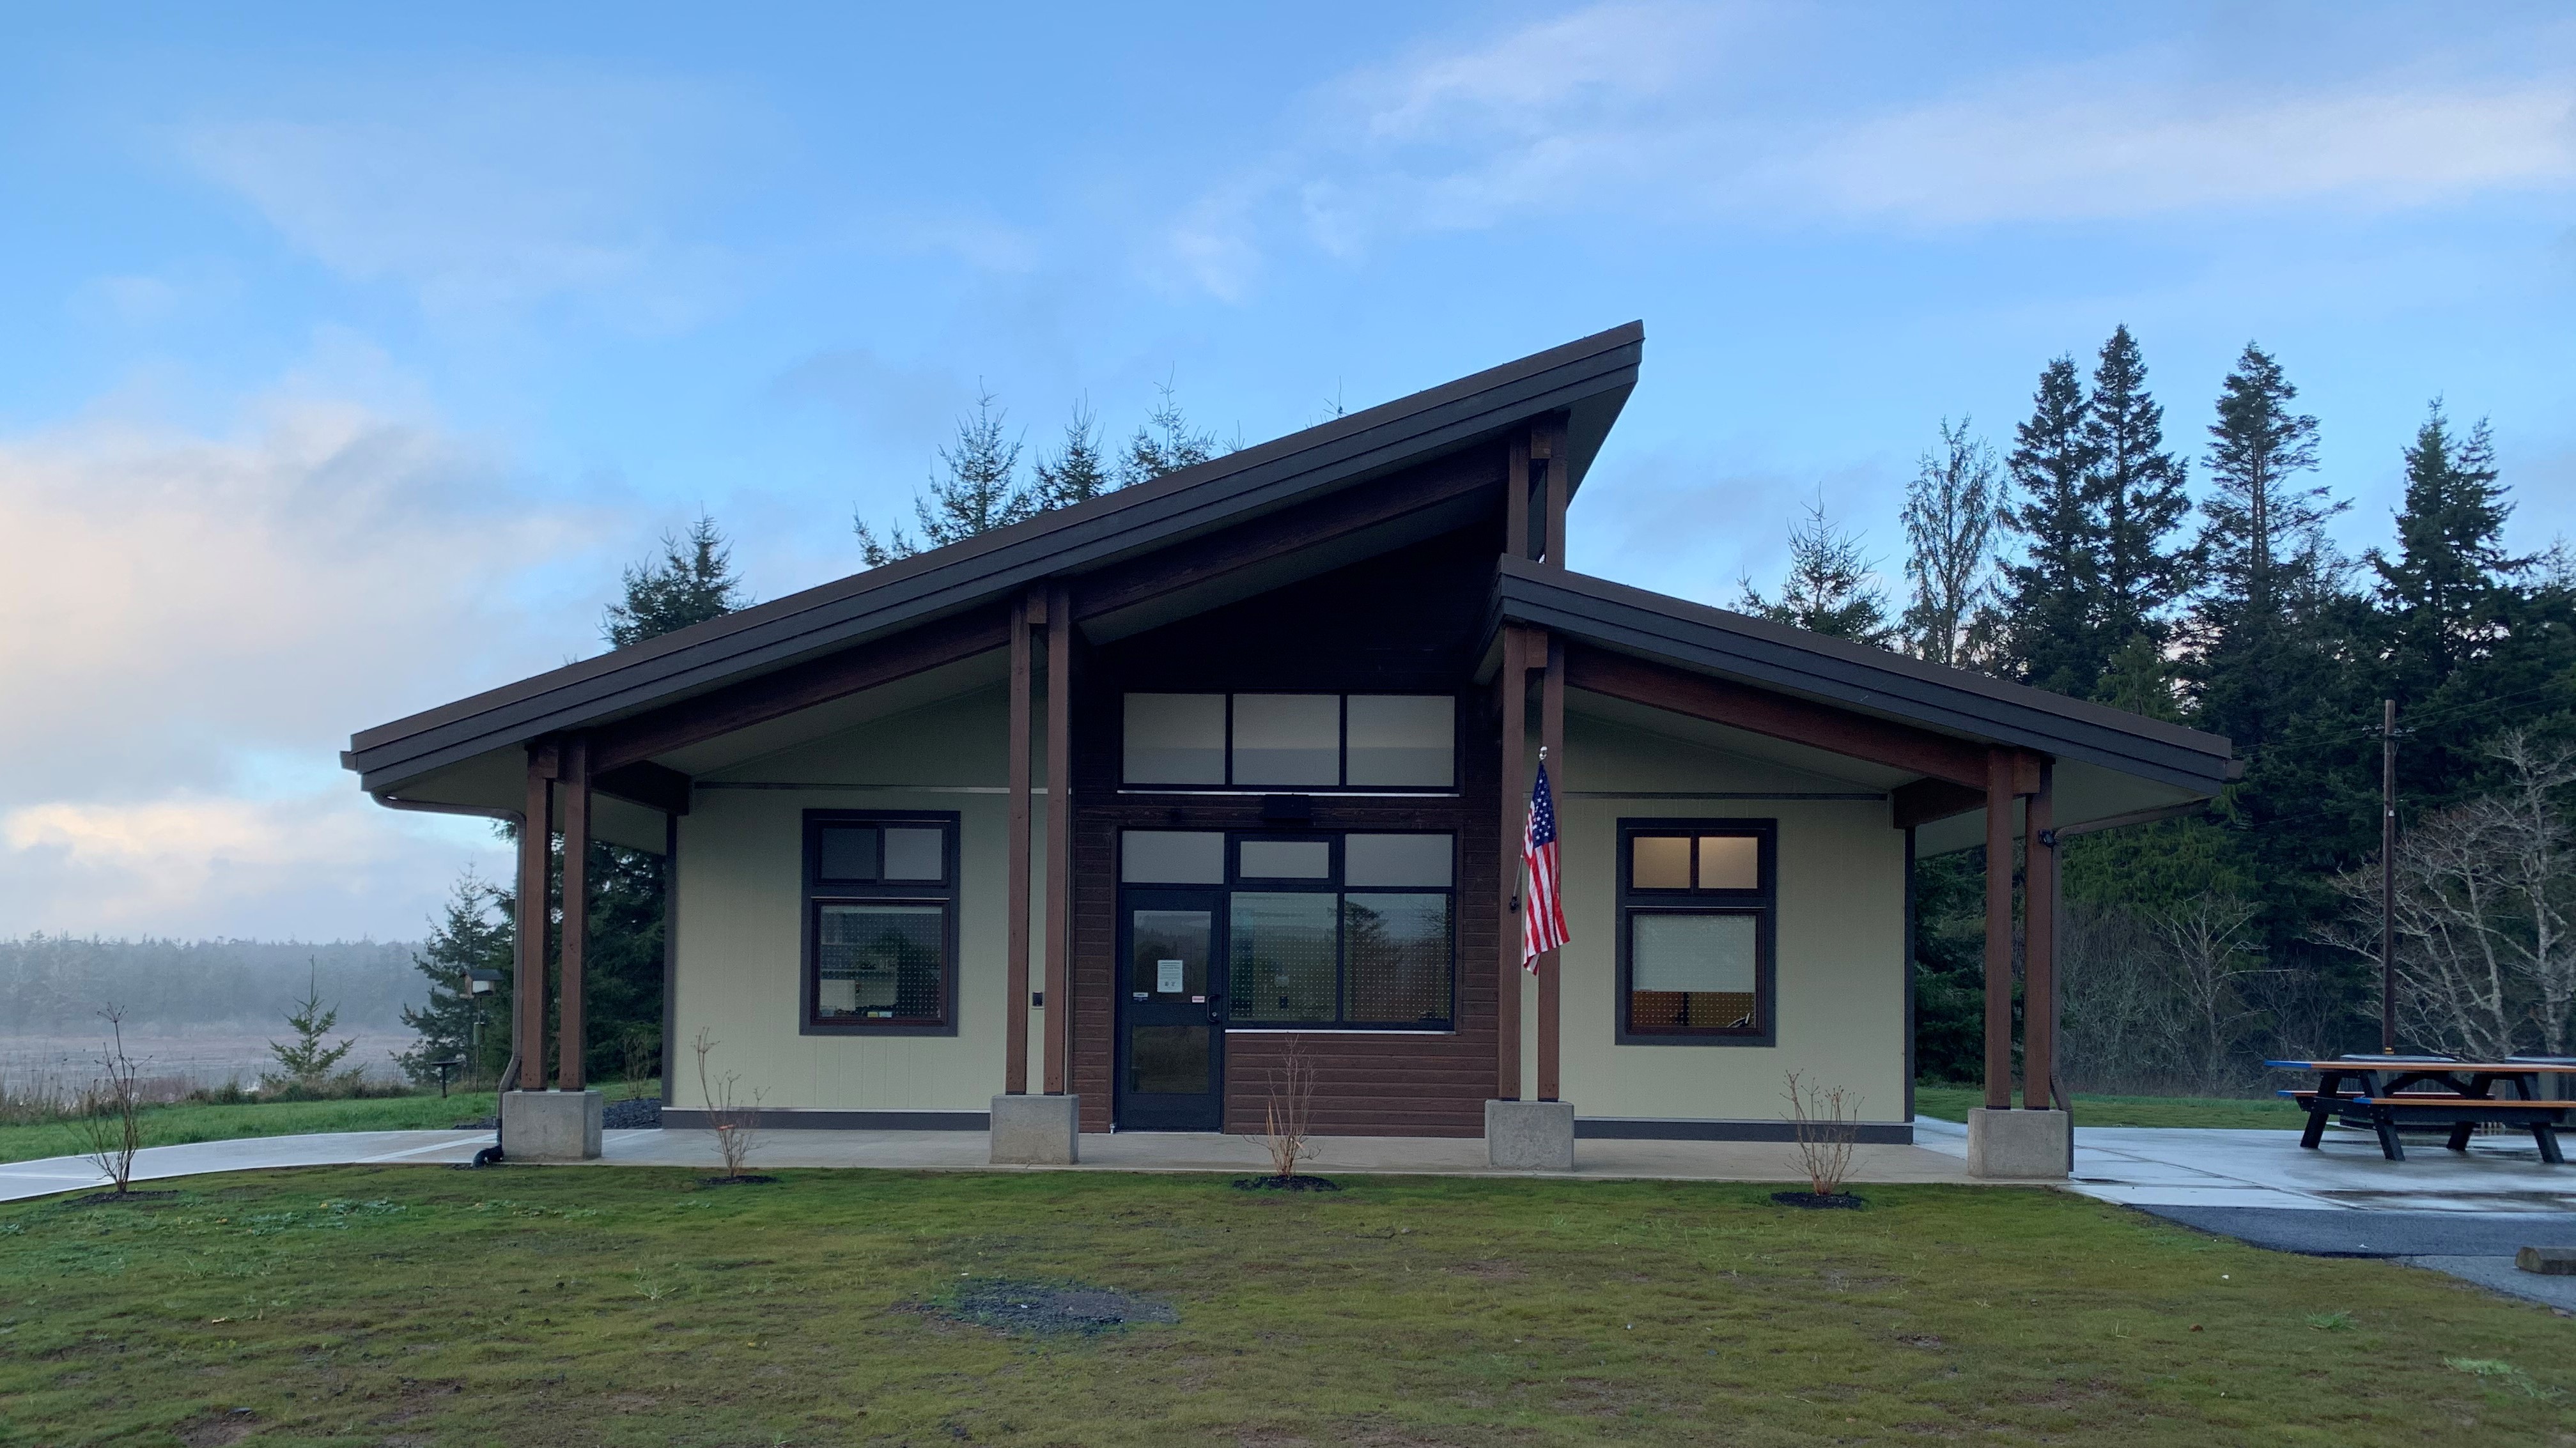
[2023,758,2056,1111]
[557,734,591,1092]
[516,742,555,1093]
[1538,419,1567,568]
[1005,589,1037,1096]
[1505,433,1532,562]
[1495,625,1528,1102]
[1537,633,1565,1102]
[1042,583,1073,1097]
[1982,747,2015,1111]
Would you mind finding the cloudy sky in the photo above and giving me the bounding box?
[3,1,2570,943]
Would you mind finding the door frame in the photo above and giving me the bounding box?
[1113,886,1228,1131]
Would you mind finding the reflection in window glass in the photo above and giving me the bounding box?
[881,827,944,881]
[1129,911,1211,998]
[1345,695,1454,786]
[1239,838,1331,879]
[1124,693,1226,784]
[1630,912,1758,1031]
[817,826,879,882]
[1229,892,1338,1021]
[1128,1024,1211,1094]
[1344,893,1452,1022]
[1632,835,1692,890]
[1122,831,1225,884]
[1697,835,1759,890]
[816,904,945,1021]
[1230,694,1340,786]
[1343,833,1452,887]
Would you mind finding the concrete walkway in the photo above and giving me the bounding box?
[0,1130,493,1204]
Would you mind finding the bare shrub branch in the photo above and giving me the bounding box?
[1261,1038,1318,1182]
[691,1027,762,1180]
[76,1008,144,1195]
[1781,1070,1861,1198]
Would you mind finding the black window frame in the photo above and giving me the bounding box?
[800,809,962,1037]
[1615,817,1778,1047]
[1117,691,1461,793]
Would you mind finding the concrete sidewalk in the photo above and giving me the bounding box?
[0,1130,494,1203]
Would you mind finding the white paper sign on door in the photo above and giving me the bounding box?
[1156,959,1185,994]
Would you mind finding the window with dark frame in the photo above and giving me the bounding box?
[1120,693,1457,791]
[1617,819,1776,1044]
[803,810,961,1034]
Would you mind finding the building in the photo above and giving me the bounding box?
[343,323,2233,1177]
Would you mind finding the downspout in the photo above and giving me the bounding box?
[371,791,524,1161]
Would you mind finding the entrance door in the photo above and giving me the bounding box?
[1115,890,1225,1130]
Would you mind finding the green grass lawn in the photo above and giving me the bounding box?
[0,1091,501,1166]
[1914,1084,2308,1130]
[2,1168,2566,1445]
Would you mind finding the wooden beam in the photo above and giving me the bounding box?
[1495,625,1528,1102]
[1983,747,2014,1112]
[558,734,591,1093]
[1506,433,1531,563]
[591,607,1010,773]
[1563,645,1989,789]
[1892,777,1983,829]
[593,760,690,817]
[1537,632,1565,1103]
[2024,758,2056,1112]
[1042,584,1073,1097]
[516,743,554,1093]
[1004,588,1037,1096]
[1540,417,1567,568]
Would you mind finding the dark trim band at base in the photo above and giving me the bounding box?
[1575,1116,1915,1144]
[661,1108,990,1131]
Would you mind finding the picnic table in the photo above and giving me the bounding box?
[2266,1058,2575,1164]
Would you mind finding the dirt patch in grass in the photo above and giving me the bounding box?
[927,1279,1179,1336]
[1771,1190,1865,1210]
[175,1410,255,1447]
[1232,1175,1341,1191]
[68,1189,182,1206]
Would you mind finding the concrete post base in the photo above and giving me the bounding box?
[500,1090,603,1162]
[989,1093,1080,1165]
[1486,1099,1576,1171]
[1967,1107,2068,1180]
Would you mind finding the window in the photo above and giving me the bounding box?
[1120,693,1456,790]
[1121,829,1456,1030]
[803,811,959,1034]
[1617,819,1776,1045]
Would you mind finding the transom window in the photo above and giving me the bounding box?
[1121,693,1456,790]
[802,811,959,1035]
[1121,829,1456,1029]
[1617,819,1776,1045]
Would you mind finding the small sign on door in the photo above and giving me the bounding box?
[1156,959,1185,994]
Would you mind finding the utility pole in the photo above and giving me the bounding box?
[2380,698,2397,1054]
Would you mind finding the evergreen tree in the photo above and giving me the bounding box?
[2001,356,2104,693]
[2373,402,2517,691]
[1738,495,1895,647]
[603,514,746,649]
[396,874,515,1085]
[2196,342,2336,635]
[856,390,1039,565]
[1117,380,1225,488]
[1899,417,2005,668]
[2080,326,2193,675]
[1032,399,1115,510]
[263,967,357,1095]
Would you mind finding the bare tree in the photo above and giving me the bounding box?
[691,1028,762,1180]
[2146,895,2266,1091]
[77,1008,144,1196]
[1259,1038,1318,1182]
[1780,1071,1861,1198]
[1900,418,2006,668]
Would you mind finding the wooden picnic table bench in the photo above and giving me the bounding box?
[2266,1058,2575,1164]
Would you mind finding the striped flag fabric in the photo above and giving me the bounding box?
[1521,751,1569,968]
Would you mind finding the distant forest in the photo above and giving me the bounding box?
[0,936,424,1034]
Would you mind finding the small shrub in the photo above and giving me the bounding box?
[76,1009,145,1196]
[692,1028,763,1180]
[1781,1070,1862,1201]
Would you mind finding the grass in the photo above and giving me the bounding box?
[0,1090,500,1166]
[2,1168,2568,1445]
[1914,1084,2309,1130]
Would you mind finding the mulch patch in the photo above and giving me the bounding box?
[929,1280,1178,1337]
[1231,1175,1342,1192]
[697,1175,779,1187]
[1771,1191,1866,1210]
[69,1190,181,1207]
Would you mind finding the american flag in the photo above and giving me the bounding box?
[1521,752,1569,968]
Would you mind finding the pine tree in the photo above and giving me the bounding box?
[396,874,516,1085]
[603,515,746,649]
[2196,342,2336,632]
[2373,401,2517,689]
[263,966,357,1095]
[1118,379,1224,488]
[2081,326,2193,674]
[1900,418,2005,668]
[856,390,1039,564]
[1739,495,1895,646]
[1032,399,1115,511]
[2000,356,2104,693]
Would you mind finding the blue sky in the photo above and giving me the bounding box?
[2,1,2570,940]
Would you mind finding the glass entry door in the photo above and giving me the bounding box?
[1115,890,1225,1131]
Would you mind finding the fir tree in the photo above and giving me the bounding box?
[1117,379,1225,488]
[1899,417,2005,668]
[263,966,357,1095]
[856,389,1038,564]
[2373,401,2518,688]
[1032,399,1115,510]
[603,515,746,649]
[2001,356,2104,693]
[1739,495,1895,647]
[2196,342,2335,631]
[2081,326,2193,672]
[396,874,515,1085]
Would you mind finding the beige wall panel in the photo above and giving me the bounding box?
[1555,714,1909,1125]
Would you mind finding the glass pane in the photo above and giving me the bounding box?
[1130,910,1212,999]
[1632,835,1691,890]
[1121,831,1225,884]
[1346,695,1454,787]
[1344,893,1452,1023]
[1345,833,1452,887]
[1698,836,1759,890]
[1631,912,1758,1031]
[1231,693,1340,786]
[816,826,878,882]
[1129,1025,1210,1095]
[816,904,945,1021]
[1229,892,1338,1022]
[1125,693,1226,784]
[1239,838,1331,879]
[881,827,944,881]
